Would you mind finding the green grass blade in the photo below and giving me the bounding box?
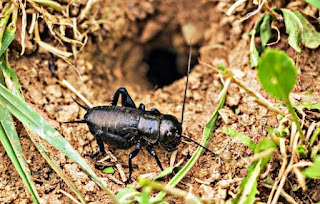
[303,0,320,9]
[0,123,40,203]
[0,83,118,203]
[28,129,87,204]
[232,139,276,204]
[116,186,139,204]
[2,53,23,98]
[0,30,15,57]
[309,127,320,148]
[0,57,40,203]
[152,86,226,202]
[154,166,181,180]
[0,28,15,58]
[1,55,86,203]
[220,128,256,151]
[233,160,261,204]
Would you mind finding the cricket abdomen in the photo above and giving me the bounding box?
[84,106,142,136]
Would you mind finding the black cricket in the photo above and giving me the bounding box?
[65,46,214,183]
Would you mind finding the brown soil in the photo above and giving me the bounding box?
[0,0,320,203]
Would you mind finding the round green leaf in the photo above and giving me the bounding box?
[257,49,297,101]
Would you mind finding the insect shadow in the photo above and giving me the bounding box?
[64,46,214,183]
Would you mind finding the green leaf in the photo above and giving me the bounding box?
[303,0,320,9]
[293,11,320,49]
[255,138,277,154]
[220,128,256,151]
[277,114,284,122]
[233,138,276,204]
[232,161,261,204]
[303,155,320,178]
[0,30,15,57]
[218,64,226,73]
[296,145,308,159]
[266,176,274,185]
[249,15,266,68]
[260,14,272,48]
[257,49,304,142]
[1,54,23,98]
[281,9,303,52]
[0,83,117,202]
[250,24,260,68]
[137,187,151,204]
[257,49,297,101]
[310,127,320,148]
[154,166,181,180]
[116,186,139,204]
[254,138,277,168]
[103,167,115,174]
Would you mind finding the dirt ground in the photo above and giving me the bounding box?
[0,0,320,203]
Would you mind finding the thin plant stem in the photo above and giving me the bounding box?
[28,0,63,12]
[262,1,283,21]
[263,183,298,204]
[139,178,210,204]
[286,100,305,144]
[200,61,288,117]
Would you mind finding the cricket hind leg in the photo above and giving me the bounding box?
[111,87,137,108]
[84,134,106,158]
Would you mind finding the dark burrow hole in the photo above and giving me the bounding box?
[145,46,199,88]
[142,24,200,88]
[145,48,181,87]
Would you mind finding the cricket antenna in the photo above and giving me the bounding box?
[180,135,215,155]
[181,44,192,125]
[71,97,89,111]
[179,45,215,155]
[63,97,89,124]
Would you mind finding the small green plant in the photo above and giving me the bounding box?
[256,49,320,202]
[221,128,277,204]
[257,49,305,145]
